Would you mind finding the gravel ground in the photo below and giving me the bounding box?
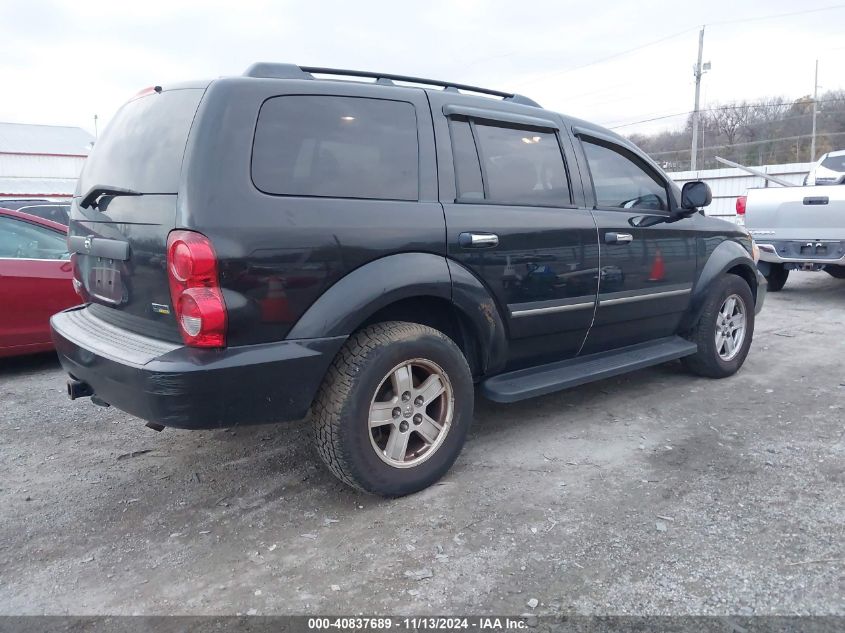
[0,272,843,616]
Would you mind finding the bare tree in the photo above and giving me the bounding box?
[707,101,751,146]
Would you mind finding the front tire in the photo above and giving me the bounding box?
[682,275,755,378]
[825,265,845,279]
[764,263,789,291]
[312,321,474,497]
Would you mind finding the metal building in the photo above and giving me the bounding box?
[0,122,94,200]
[669,162,811,220]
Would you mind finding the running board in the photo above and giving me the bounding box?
[481,336,698,403]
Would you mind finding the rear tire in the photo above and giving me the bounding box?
[764,263,789,291]
[682,275,755,378]
[312,321,473,497]
[825,265,845,279]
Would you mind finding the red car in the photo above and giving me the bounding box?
[0,208,79,357]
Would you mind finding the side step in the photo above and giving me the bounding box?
[481,336,698,403]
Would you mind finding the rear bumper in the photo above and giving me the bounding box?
[50,305,346,429]
[757,241,845,265]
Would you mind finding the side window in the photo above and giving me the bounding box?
[472,123,570,207]
[581,139,668,211]
[252,95,419,201]
[0,217,68,259]
[449,119,484,200]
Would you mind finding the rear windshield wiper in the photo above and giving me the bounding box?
[80,185,142,210]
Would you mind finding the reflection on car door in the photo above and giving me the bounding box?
[575,134,697,354]
[0,215,75,351]
[430,94,599,369]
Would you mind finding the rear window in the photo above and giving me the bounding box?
[820,154,845,172]
[251,96,419,201]
[79,88,204,195]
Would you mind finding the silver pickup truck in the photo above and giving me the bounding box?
[745,185,845,290]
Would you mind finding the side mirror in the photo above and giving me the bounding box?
[681,181,712,210]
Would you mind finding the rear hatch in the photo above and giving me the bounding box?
[70,85,206,342]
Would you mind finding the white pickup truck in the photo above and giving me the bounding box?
[744,185,845,290]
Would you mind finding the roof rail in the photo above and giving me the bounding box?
[242,63,541,108]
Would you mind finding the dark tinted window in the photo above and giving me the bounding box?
[0,199,51,210]
[820,154,845,171]
[0,216,68,259]
[473,124,570,206]
[449,119,483,200]
[80,88,204,194]
[252,96,418,201]
[18,205,70,225]
[581,139,668,211]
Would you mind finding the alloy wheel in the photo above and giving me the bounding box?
[368,359,454,468]
[715,293,746,361]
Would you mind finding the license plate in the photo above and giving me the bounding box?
[88,259,125,304]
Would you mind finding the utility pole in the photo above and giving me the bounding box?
[93,114,99,139]
[690,26,705,172]
[810,59,818,162]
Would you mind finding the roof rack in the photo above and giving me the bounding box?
[242,63,541,108]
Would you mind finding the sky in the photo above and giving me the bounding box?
[1,0,844,138]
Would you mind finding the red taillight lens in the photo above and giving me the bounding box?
[736,196,747,215]
[166,230,227,348]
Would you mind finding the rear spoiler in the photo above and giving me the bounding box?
[714,156,795,188]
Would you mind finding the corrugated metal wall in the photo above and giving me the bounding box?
[0,153,87,198]
[669,162,811,219]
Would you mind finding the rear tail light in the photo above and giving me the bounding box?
[166,230,227,348]
[735,195,747,226]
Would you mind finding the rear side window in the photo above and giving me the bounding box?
[449,120,484,200]
[820,154,845,171]
[454,121,570,207]
[252,96,419,201]
[80,88,204,194]
[581,138,668,211]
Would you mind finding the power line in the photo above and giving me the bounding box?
[512,27,697,87]
[605,98,845,130]
[707,4,845,26]
[647,130,845,157]
[512,4,845,89]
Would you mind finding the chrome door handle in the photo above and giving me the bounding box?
[605,232,633,245]
[458,232,499,248]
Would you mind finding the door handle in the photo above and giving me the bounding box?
[458,232,499,248]
[605,232,633,245]
[803,196,828,205]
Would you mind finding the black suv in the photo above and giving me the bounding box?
[51,64,765,496]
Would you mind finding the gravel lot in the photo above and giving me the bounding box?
[1,272,843,616]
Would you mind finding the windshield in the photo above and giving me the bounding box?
[78,88,204,195]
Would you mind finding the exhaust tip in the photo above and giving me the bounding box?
[67,378,93,400]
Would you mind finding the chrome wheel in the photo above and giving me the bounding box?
[368,358,454,468]
[715,294,746,361]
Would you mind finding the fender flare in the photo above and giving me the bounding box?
[286,253,509,375]
[681,239,758,331]
[447,259,509,375]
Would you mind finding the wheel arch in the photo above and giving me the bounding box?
[286,253,508,377]
[681,239,758,332]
